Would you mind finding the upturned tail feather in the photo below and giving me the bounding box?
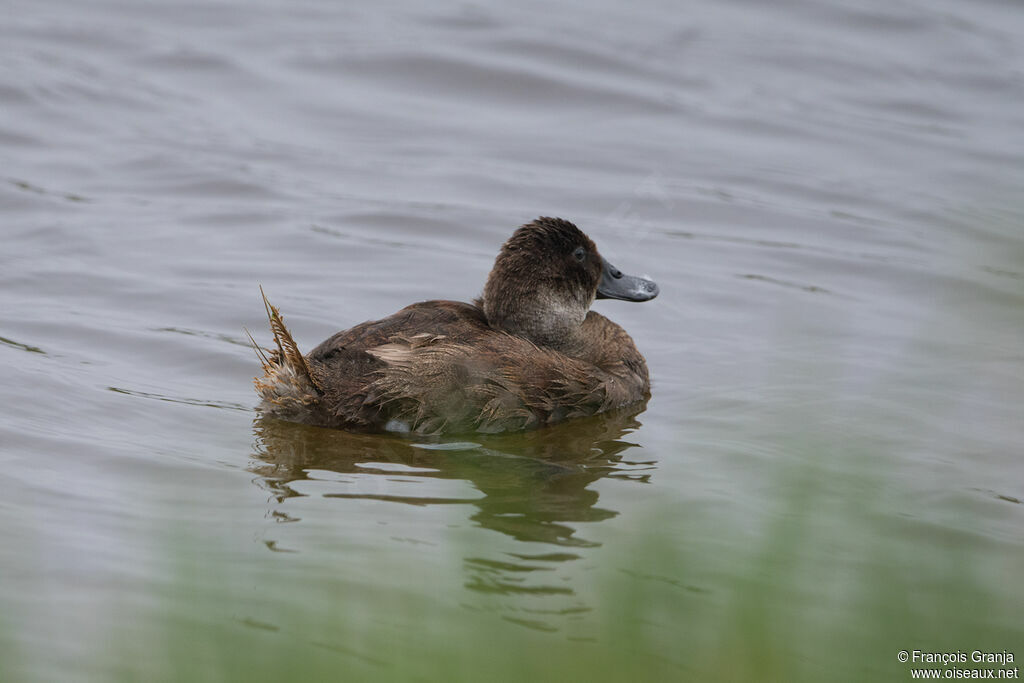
[250,287,323,406]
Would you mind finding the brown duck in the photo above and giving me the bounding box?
[252,217,658,434]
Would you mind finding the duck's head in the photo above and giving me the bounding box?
[482,217,658,347]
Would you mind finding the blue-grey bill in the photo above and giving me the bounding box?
[596,258,659,302]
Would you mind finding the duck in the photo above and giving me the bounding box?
[252,217,658,434]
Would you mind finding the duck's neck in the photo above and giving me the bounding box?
[482,289,590,351]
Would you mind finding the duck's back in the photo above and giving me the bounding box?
[308,300,487,364]
[258,300,648,434]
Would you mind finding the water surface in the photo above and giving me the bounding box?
[2,0,1023,680]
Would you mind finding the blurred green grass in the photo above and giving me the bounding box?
[2,439,1019,682]
[76,432,1020,683]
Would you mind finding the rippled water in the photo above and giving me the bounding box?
[3,0,1023,680]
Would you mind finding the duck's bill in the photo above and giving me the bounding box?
[596,258,659,302]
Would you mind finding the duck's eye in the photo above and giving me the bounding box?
[573,246,586,262]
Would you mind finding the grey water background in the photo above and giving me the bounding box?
[2,0,1023,680]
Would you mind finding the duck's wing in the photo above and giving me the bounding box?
[292,301,490,430]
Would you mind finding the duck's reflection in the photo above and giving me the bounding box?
[250,404,653,599]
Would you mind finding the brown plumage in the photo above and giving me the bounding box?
[253,217,659,434]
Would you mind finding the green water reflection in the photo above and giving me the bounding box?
[252,406,651,597]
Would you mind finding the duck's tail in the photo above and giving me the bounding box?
[249,286,322,412]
